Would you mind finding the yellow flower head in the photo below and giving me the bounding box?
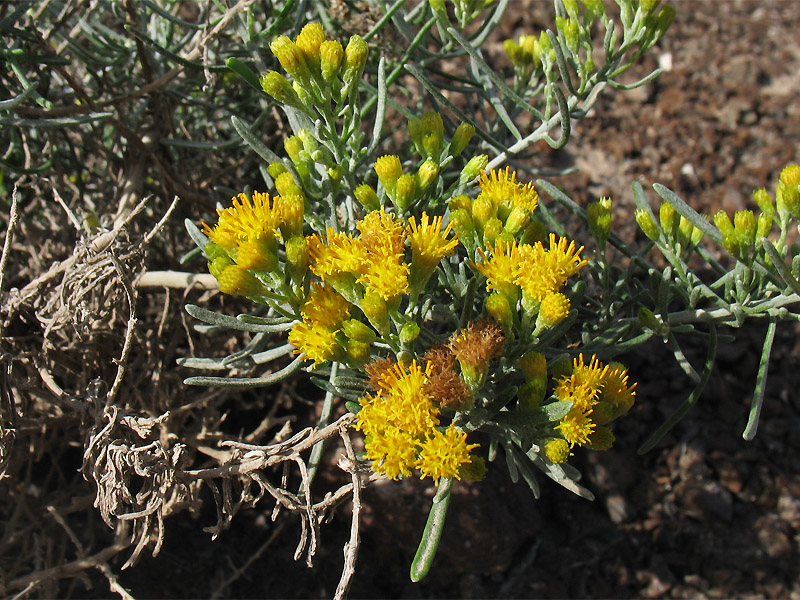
[474,239,521,293]
[359,256,410,300]
[358,210,406,257]
[598,362,637,416]
[363,426,418,480]
[516,234,586,301]
[203,191,283,252]
[381,360,440,437]
[288,321,339,365]
[554,354,609,411]
[307,228,368,281]
[416,425,479,484]
[407,212,459,271]
[476,167,538,212]
[556,406,595,448]
[300,282,351,329]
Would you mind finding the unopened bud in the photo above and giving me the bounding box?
[342,35,368,89]
[374,155,403,191]
[753,187,775,219]
[394,174,416,211]
[659,203,678,238]
[485,292,513,330]
[208,255,234,279]
[346,339,371,363]
[320,39,344,82]
[713,210,735,238]
[279,194,305,238]
[260,71,302,107]
[217,265,267,297]
[778,164,800,219]
[637,307,663,333]
[354,183,380,212]
[399,322,420,344]
[416,159,440,192]
[733,210,757,251]
[285,235,310,281]
[503,39,525,67]
[588,426,615,451]
[635,208,661,241]
[460,154,488,184]
[587,196,612,247]
[275,172,303,197]
[342,318,377,343]
[420,112,445,160]
[270,35,310,82]
[756,212,772,239]
[361,288,389,335]
[450,122,475,158]
[295,23,325,72]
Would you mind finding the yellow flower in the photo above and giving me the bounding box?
[598,362,637,417]
[363,426,418,480]
[556,406,596,448]
[202,191,283,252]
[516,234,586,301]
[416,425,479,484]
[554,354,609,411]
[535,291,571,330]
[477,167,538,212]
[307,228,368,281]
[407,212,459,271]
[288,321,339,365]
[381,361,440,437]
[357,210,406,257]
[474,239,520,295]
[300,282,351,329]
[359,256,410,300]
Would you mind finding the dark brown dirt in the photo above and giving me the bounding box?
[62,1,800,598]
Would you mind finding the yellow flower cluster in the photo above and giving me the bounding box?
[554,355,636,449]
[355,360,478,482]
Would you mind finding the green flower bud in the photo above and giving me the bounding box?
[342,318,377,343]
[586,426,615,451]
[421,112,445,160]
[562,0,580,19]
[217,265,267,297]
[483,217,503,246]
[635,208,661,241]
[354,183,380,212]
[753,187,775,219]
[284,135,305,164]
[503,39,525,67]
[560,17,580,55]
[346,339,371,363]
[756,212,772,239]
[659,202,678,238]
[260,71,302,107]
[655,5,676,38]
[778,164,800,219]
[285,235,310,282]
[587,196,612,248]
[639,0,660,13]
[416,158,440,193]
[267,161,288,179]
[269,35,311,83]
[450,122,475,158]
[713,210,735,238]
[275,171,303,198]
[394,174,416,211]
[448,194,472,213]
[449,208,475,252]
[460,154,488,184]
[361,288,389,335]
[208,255,234,279]
[503,205,532,237]
[485,292,514,330]
[399,321,420,344]
[342,35,368,90]
[204,241,230,261]
[518,380,546,409]
[319,39,344,82]
[520,220,547,246]
[733,210,757,251]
